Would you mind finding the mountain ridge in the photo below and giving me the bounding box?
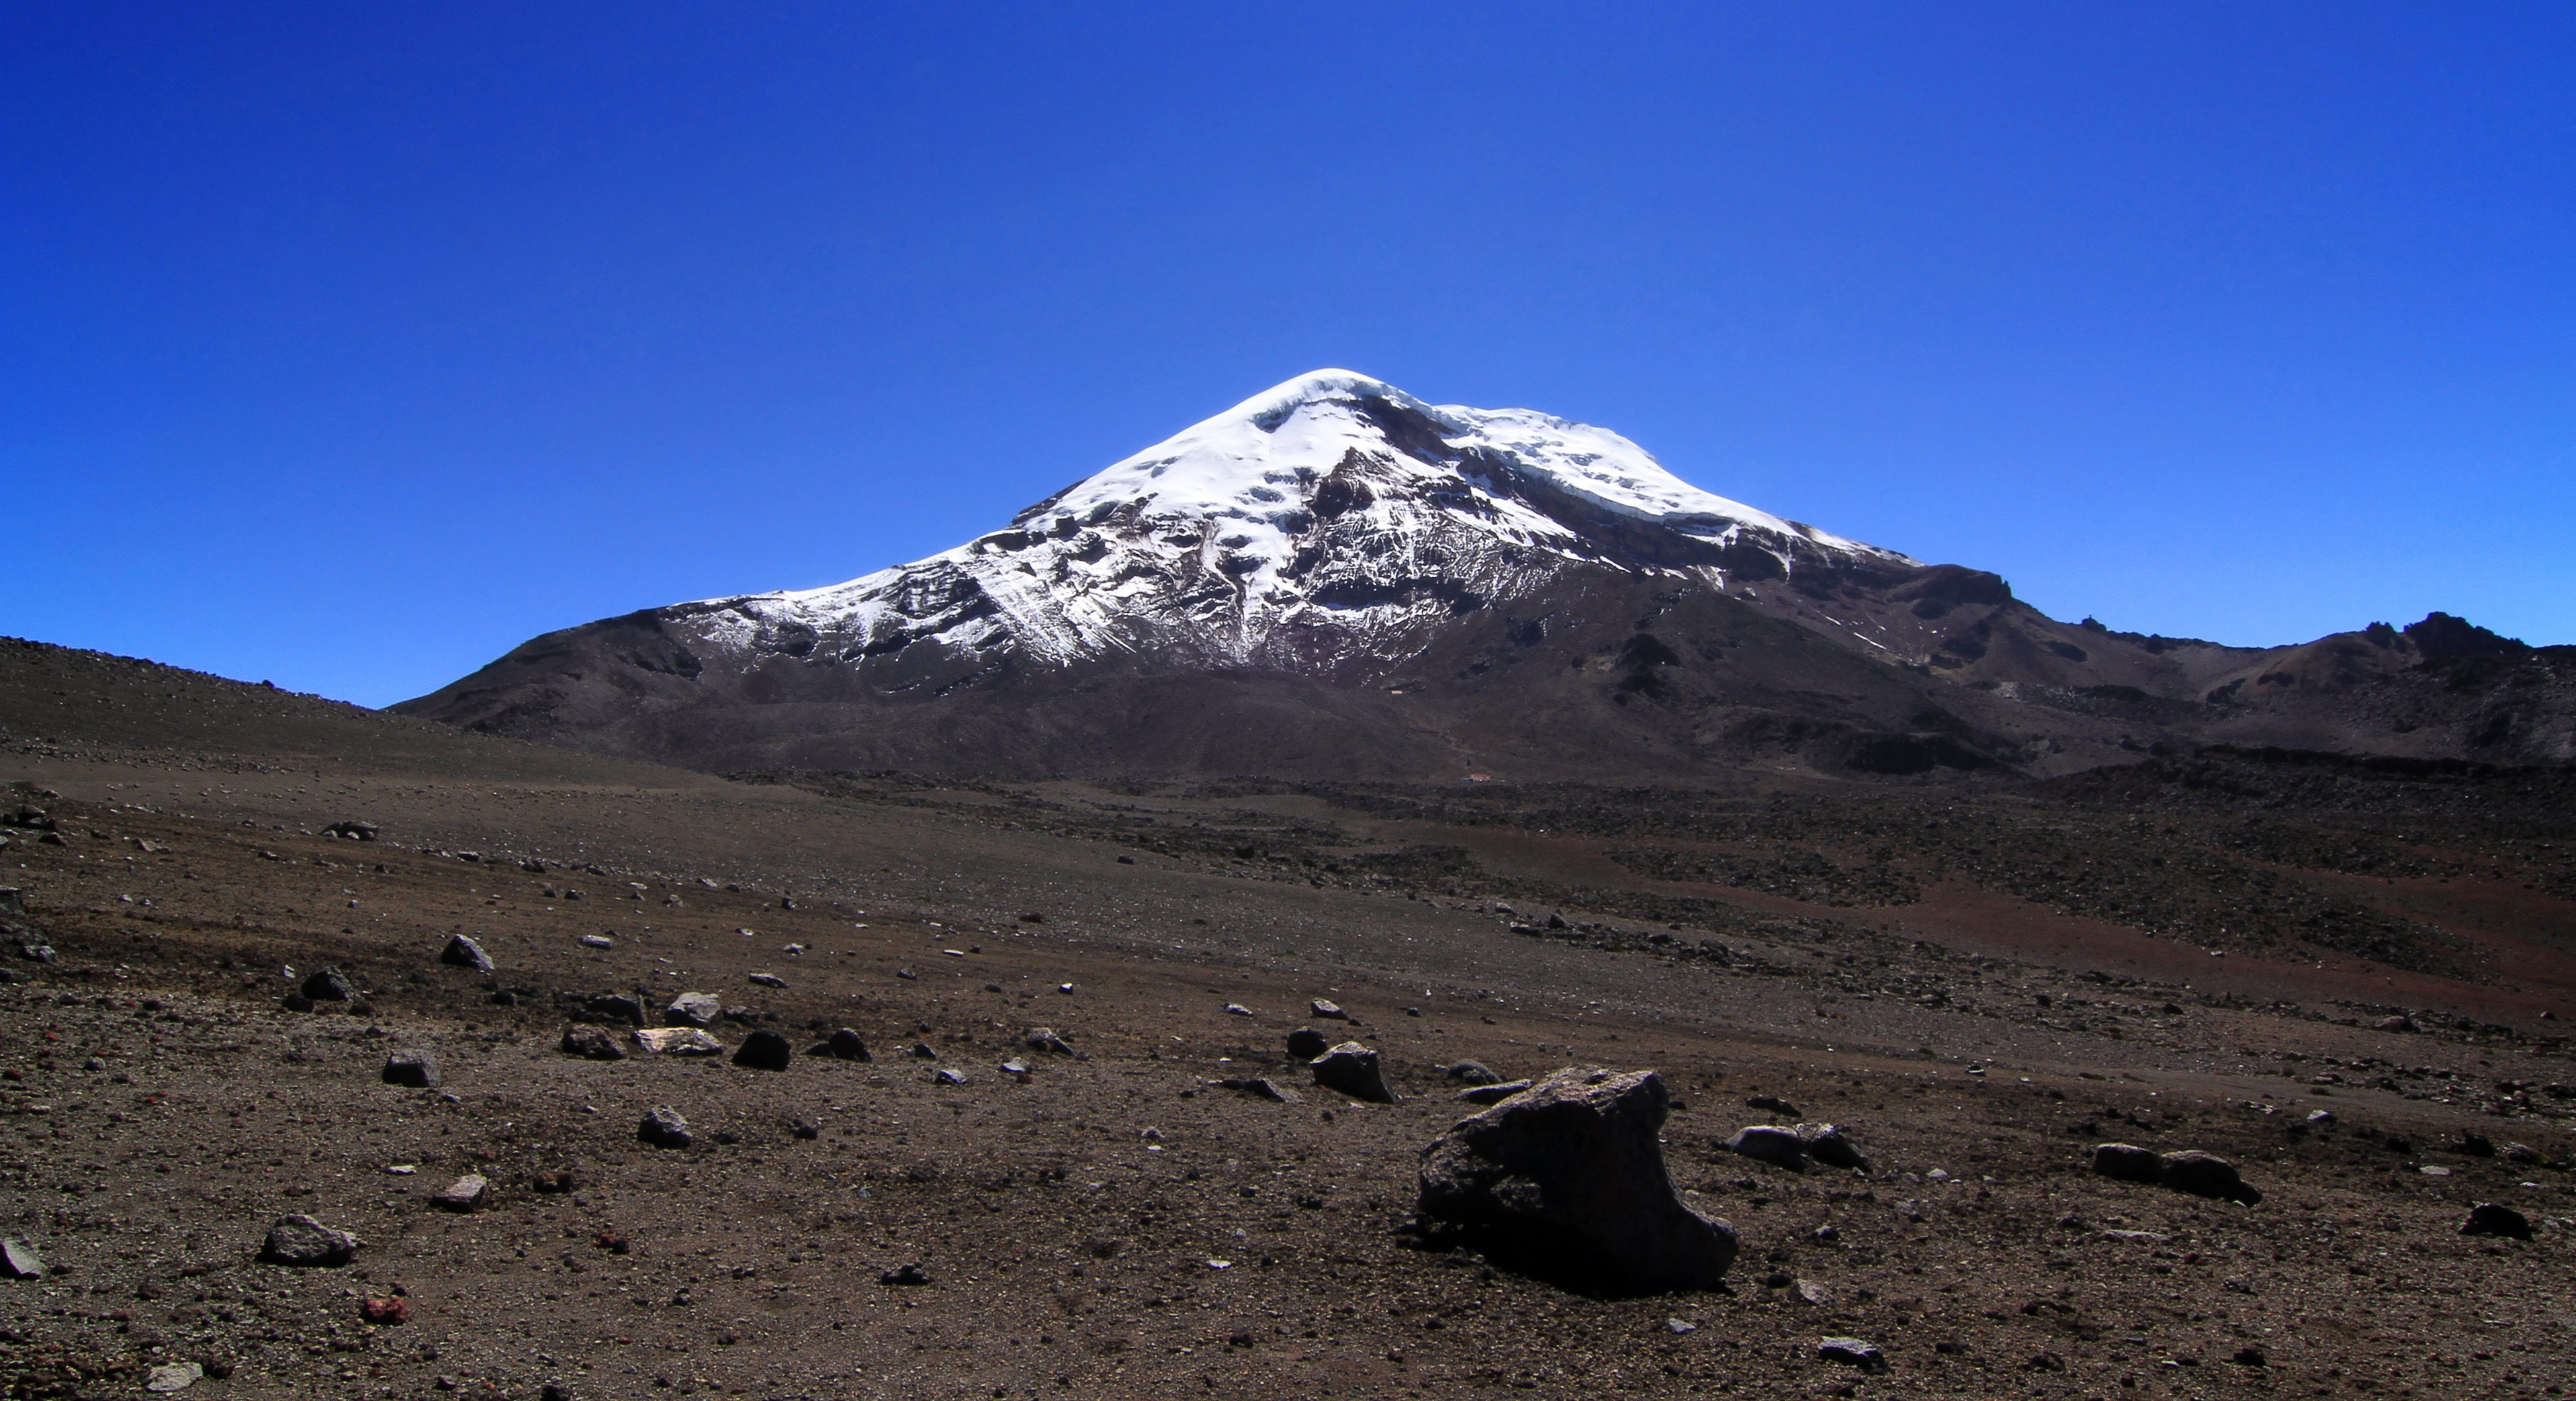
[397,373,2576,779]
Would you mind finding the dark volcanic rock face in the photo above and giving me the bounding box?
[392,373,2575,780]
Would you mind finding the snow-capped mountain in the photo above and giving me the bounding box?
[693,370,1914,683]
[400,372,2567,780]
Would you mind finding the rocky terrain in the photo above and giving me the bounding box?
[398,372,2576,780]
[2,637,2574,1398]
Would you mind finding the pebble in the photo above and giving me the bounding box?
[1224,1003,1254,1017]
[1311,999,1348,1020]
[1726,1125,1808,1172]
[560,1025,627,1060]
[879,1263,930,1286]
[1664,1318,1696,1336]
[638,1108,692,1149]
[578,935,615,950]
[1818,1337,1885,1371]
[748,973,787,988]
[259,1214,359,1267]
[439,934,494,973]
[1,1236,45,1279]
[934,1067,967,1085]
[824,1028,871,1060]
[431,1174,490,1212]
[634,1027,725,1056]
[2462,1202,2534,1240]
[1284,1027,1331,1059]
[382,1050,439,1089]
[1024,1028,1075,1055]
[664,992,722,1027]
[144,1362,202,1393]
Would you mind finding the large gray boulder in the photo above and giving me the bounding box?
[1417,1066,1738,1296]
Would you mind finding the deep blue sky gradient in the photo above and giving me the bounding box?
[6,3,2571,706]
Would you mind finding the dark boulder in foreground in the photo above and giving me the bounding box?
[2462,1202,2534,1240]
[2092,1143,2260,1204]
[732,1029,793,1071]
[1311,1041,1398,1103]
[1415,1066,1738,1296]
[260,1215,359,1267]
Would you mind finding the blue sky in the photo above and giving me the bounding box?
[5,3,2570,706]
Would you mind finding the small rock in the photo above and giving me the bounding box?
[1725,1126,1808,1172]
[822,1028,872,1060]
[1795,1122,1870,1170]
[582,992,648,1025]
[1818,1337,1884,1371]
[438,935,494,973]
[380,1049,438,1089]
[431,1175,490,1211]
[2307,1109,2336,1126]
[664,992,722,1027]
[1224,1003,1254,1017]
[1000,1058,1030,1077]
[791,1119,821,1140]
[1311,999,1349,1020]
[1,1237,45,1279]
[731,1029,794,1071]
[1024,1028,1075,1055]
[1746,1094,1799,1117]
[2159,1150,2260,1204]
[879,1263,930,1286]
[634,1027,725,1056]
[560,1025,627,1060]
[933,1067,967,1085]
[2458,1133,2496,1158]
[2501,1142,2542,1165]
[748,973,787,989]
[1445,1060,1502,1086]
[1457,1079,1531,1105]
[2090,1142,2164,1183]
[1311,1041,1397,1103]
[638,1108,692,1149]
[2462,1202,2534,1240]
[1810,1224,1840,1244]
[1285,1027,1331,1059]
[361,1295,409,1328]
[578,935,615,950]
[144,1361,203,1393]
[1664,1317,1696,1335]
[1795,1278,1834,1306]
[1218,1076,1301,1103]
[532,1170,576,1193]
[300,967,354,1002]
[2373,1015,2415,1032]
[908,1042,939,1060]
[260,1214,359,1267]
[2230,1346,2268,1367]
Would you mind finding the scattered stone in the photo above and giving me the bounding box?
[934,1067,967,1085]
[1024,1028,1075,1055]
[909,1042,939,1060]
[1000,1058,1030,1077]
[2458,1133,2496,1157]
[822,1028,871,1061]
[748,973,787,989]
[2307,1109,2337,1126]
[1810,1224,1840,1244]
[1311,999,1349,1020]
[1795,1278,1834,1305]
[2230,1346,2268,1367]
[1415,1066,1737,1296]
[431,1175,490,1212]
[664,992,722,1027]
[578,935,615,950]
[2090,1142,2164,1183]
[438,935,494,973]
[1218,1076,1302,1103]
[1,1237,44,1279]
[879,1263,930,1286]
[326,821,377,841]
[560,1025,626,1060]
[1664,1318,1696,1335]
[144,1361,203,1393]
[1285,1027,1331,1059]
[791,1119,821,1140]
[2462,1203,2534,1240]
[1795,1122,1870,1170]
[361,1295,408,1324]
[1446,1060,1501,1086]
[1458,1079,1532,1105]
[381,1050,439,1089]
[1311,1041,1398,1103]
[2159,1150,2260,1204]
[1746,1094,1799,1117]
[1725,1126,1808,1172]
[1818,1337,1884,1371]
[1224,1003,1254,1017]
[300,966,354,1002]
[634,1027,725,1056]
[2502,1142,2542,1165]
[2373,1015,2415,1033]
[638,1108,692,1149]
[259,1214,359,1267]
[732,1029,793,1071]
[2102,1228,2169,1242]
[533,1171,576,1193]
[581,992,648,1026]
